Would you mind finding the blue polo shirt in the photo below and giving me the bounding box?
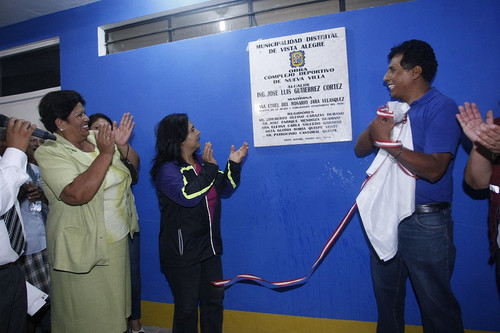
[409,87,461,205]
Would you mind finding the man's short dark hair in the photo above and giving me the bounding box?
[388,40,438,83]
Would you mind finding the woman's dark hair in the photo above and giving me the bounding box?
[38,90,86,133]
[88,113,112,128]
[388,39,438,84]
[150,113,192,180]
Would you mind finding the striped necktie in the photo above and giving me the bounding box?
[26,163,36,182]
[2,204,25,256]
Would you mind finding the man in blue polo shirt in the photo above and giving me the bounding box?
[355,40,464,332]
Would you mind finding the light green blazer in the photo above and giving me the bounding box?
[35,132,139,273]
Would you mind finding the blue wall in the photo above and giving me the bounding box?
[1,0,499,330]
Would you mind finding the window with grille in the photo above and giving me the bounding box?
[0,38,60,97]
[99,0,411,56]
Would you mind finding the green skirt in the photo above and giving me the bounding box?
[50,236,131,332]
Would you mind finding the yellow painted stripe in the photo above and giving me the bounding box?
[140,301,498,333]
[141,301,173,328]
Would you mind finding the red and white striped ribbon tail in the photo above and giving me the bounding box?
[211,202,358,289]
[373,140,417,179]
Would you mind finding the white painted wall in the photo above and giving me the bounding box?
[0,87,60,129]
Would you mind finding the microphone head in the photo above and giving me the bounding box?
[36,129,57,141]
[0,113,56,140]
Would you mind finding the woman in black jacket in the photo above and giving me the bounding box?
[151,113,248,333]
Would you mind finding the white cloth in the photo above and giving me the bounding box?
[356,102,415,261]
[0,148,29,265]
[26,281,48,316]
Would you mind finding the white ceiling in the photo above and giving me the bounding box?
[0,0,101,28]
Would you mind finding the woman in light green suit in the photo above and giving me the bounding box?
[35,90,139,332]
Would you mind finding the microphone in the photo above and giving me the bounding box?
[0,114,56,140]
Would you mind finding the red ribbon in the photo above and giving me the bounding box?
[212,202,359,289]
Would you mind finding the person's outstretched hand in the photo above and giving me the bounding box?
[114,112,135,147]
[458,102,500,154]
[202,142,217,165]
[95,122,115,156]
[457,102,486,142]
[229,142,249,163]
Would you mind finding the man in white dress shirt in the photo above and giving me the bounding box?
[0,117,36,333]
